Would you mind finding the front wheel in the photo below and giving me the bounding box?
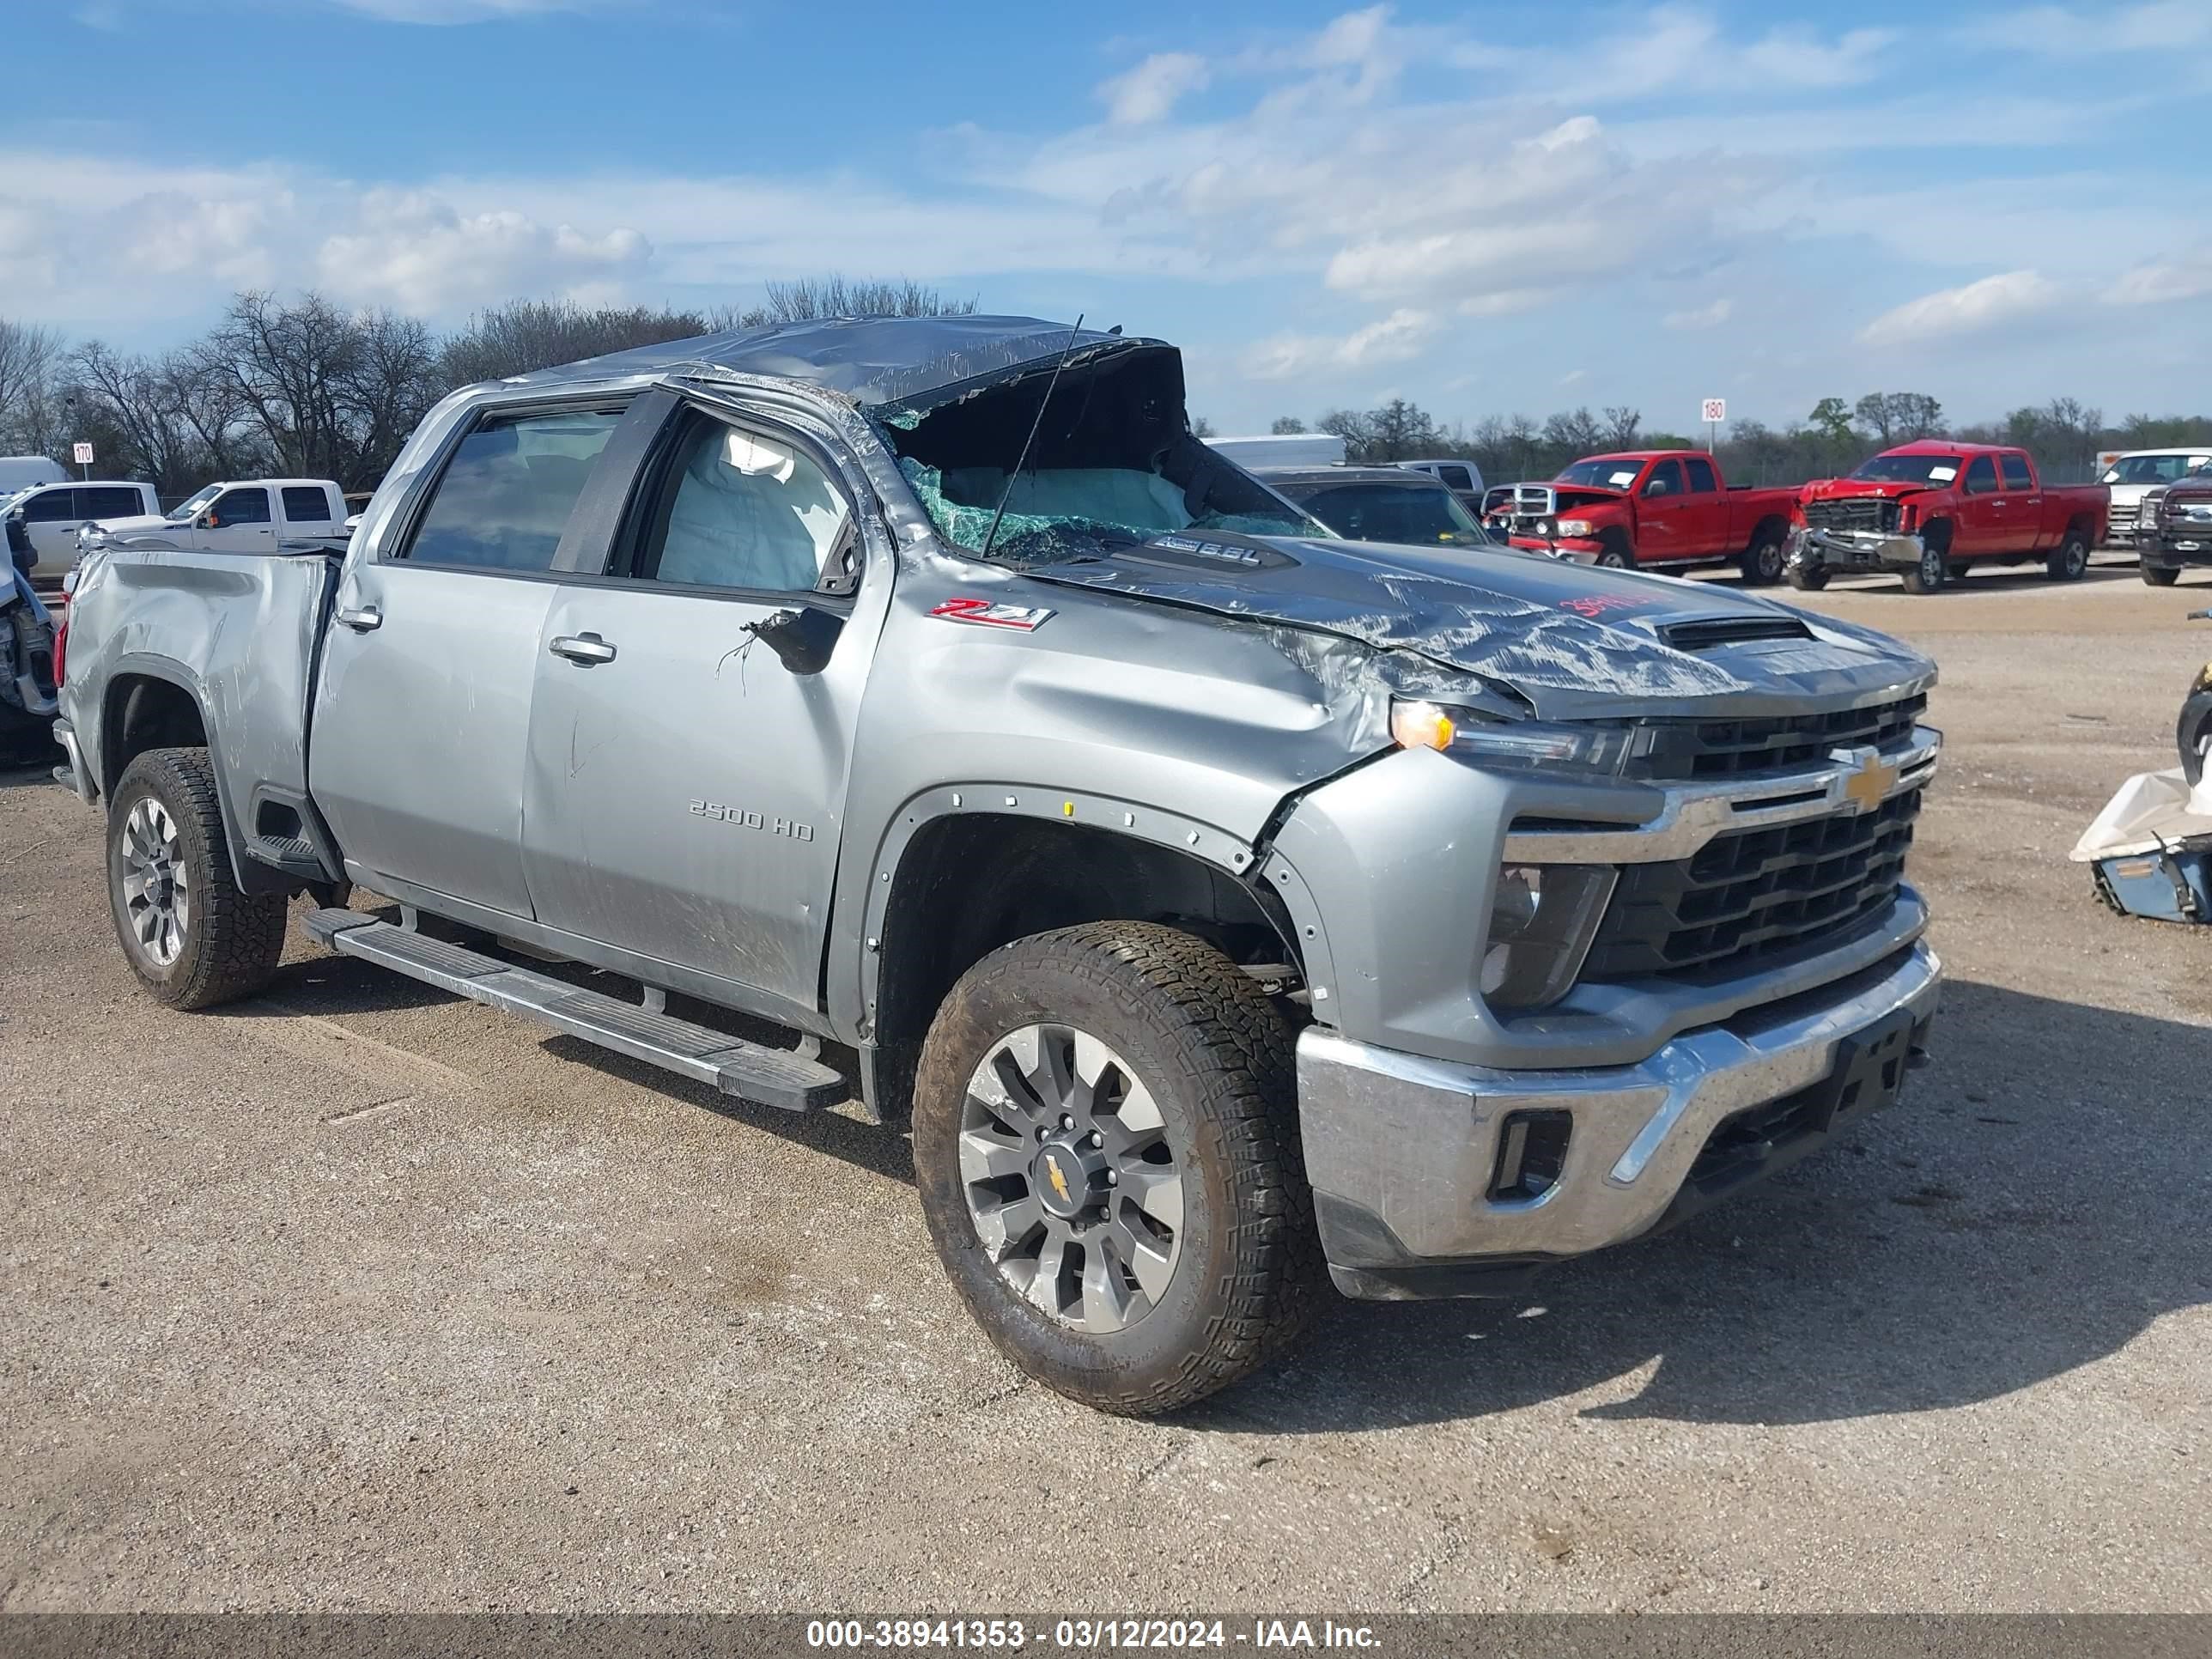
[912,922,1317,1414]
[2143,563,2180,587]
[1785,562,1830,591]
[1900,544,1948,595]
[1739,532,1786,586]
[1594,540,1633,570]
[106,747,287,1009]
[2046,529,2090,582]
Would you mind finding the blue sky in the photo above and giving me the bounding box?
[4,0,2209,434]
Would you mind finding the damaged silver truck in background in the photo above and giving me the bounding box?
[54,317,1943,1413]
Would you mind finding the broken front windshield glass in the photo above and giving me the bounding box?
[879,344,1316,566]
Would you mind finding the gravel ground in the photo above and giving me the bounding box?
[3,555,2208,1613]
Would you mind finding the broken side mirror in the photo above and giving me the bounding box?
[744,605,844,676]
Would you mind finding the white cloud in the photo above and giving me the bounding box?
[1097,52,1211,125]
[1858,270,2063,345]
[1664,296,1734,331]
[2104,249,2212,307]
[2000,0,2212,54]
[1243,307,1437,380]
[316,190,648,310]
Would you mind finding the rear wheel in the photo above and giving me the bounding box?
[2045,528,2090,582]
[2143,563,2181,587]
[912,921,1317,1415]
[1739,531,1786,586]
[1900,543,1948,596]
[106,747,287,1009]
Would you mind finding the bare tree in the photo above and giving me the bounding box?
[1541,405,1602,455]
[441,299,713,387]
[1269,415,1307,434]
[727,276,980,328]
[0,318,68,455]
[1601,405,1642,449]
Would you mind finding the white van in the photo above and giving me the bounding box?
[2101,449,2212,547]
[1207,433,1349,471]
[3,479,161,579]
[0,456,68,495]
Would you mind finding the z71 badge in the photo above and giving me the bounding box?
[928,596,1055,631]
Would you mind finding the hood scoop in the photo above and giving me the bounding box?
[1656,615,1814,652]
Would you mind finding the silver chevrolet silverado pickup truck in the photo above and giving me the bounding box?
[54,316,1942,1413]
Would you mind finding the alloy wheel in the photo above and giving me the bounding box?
[958,1023,1184,1334]
[119,796,190,966]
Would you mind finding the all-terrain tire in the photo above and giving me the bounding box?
[912,921,1319,1415]
[106,747,287,1009]
[2045,527,2091,582]
[2143,563,2180,587]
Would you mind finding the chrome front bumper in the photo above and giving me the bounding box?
[1789,526,1923,572]
[1297,939,1942,1298]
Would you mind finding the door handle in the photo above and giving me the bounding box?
[550,633,617,665]
[335,604,382,632]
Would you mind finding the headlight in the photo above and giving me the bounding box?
[1555,519,1592,538]
[1390,697,1638,775]
[1481,863,1617,1009]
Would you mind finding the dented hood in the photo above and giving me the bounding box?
[1801,478,1933,503]
[1028,532,1933,721]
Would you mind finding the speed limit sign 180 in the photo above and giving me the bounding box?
[1700,398,1726,424]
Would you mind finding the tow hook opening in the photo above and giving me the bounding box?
[1489,1109,1573,1203]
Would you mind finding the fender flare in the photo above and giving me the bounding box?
[836,782,1324,1040]
[97,652,285,896]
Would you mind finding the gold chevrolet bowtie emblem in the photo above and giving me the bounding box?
[1044,1153,1072,1205]
[1841,751,1898,814]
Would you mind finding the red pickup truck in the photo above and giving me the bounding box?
[1792,441,2109,595]
[1482,450,1802,584]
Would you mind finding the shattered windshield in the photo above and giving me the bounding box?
[1851,454,1964,483]
[880,344,1316,567]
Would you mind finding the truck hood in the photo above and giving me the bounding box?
[1027,532,1933,721]
[86,514,172,536]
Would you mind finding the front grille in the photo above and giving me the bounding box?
[1802,496,1900,534]
[1582,789,1920,981]
[2109,502,2138,534]
[1634,692,1928,781]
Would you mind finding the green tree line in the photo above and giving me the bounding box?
[1256,393,2212,488]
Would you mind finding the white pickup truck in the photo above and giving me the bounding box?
[82,478,348,557]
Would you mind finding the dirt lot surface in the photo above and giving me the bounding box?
[3,556,2209,1613]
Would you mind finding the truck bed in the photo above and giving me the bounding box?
[61,543,343,887]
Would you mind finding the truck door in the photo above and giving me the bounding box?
[1996,452,2041,551]
[519,397,873,1021]
[1681,455,1727,555]
[201,487,277,554]
[1954,455,2002,556]
[1635,459,1690,562]
[308,401,629,919]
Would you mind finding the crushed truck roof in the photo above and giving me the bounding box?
[501,314,1162,410]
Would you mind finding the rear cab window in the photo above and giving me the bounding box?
[1684,458,1718,493]
[282,486,336,523]
[398,408,623,571]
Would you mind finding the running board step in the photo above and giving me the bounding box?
[302,908,846,1112]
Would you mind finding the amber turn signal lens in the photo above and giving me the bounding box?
[1390,699,1456,751]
